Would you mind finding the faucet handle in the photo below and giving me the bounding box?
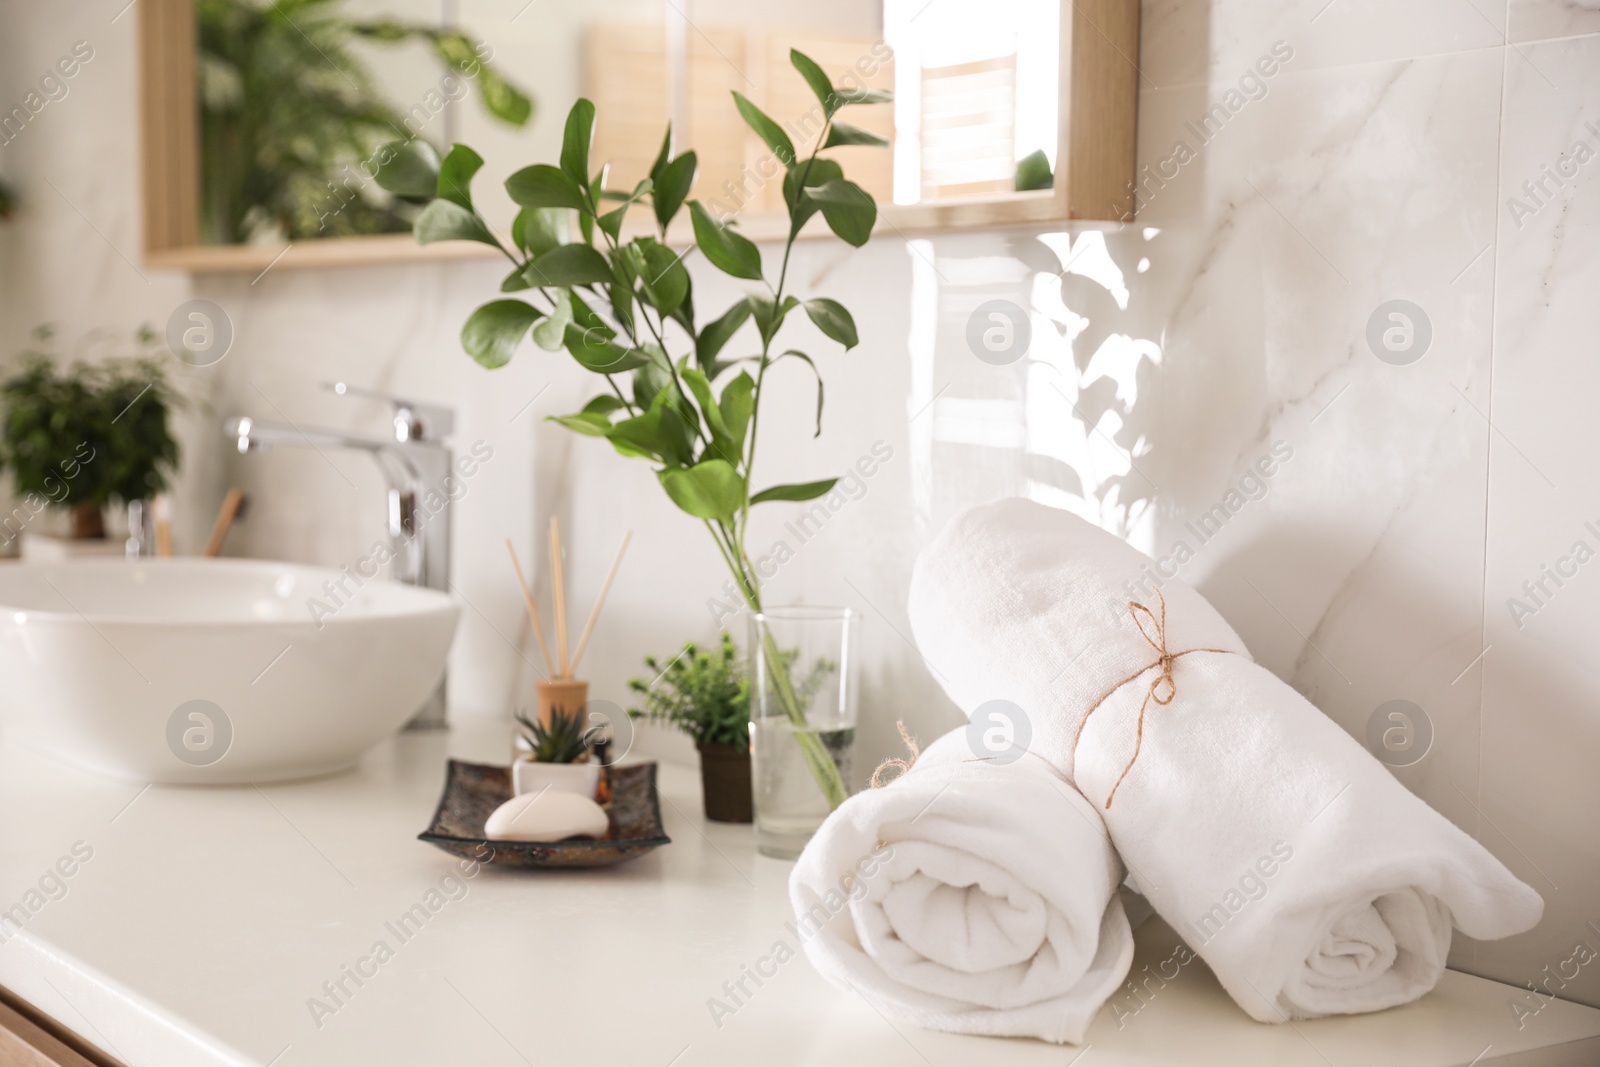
[323,381,456,442]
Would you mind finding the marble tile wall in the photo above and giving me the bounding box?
[1,0,1597,1006]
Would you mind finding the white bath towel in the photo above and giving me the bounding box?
[790,730,1133,1043]
[908,498,1543,1022]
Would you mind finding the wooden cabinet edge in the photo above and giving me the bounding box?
[0,986,125,1067]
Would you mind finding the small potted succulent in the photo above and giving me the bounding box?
[629,634,752,823]
[512,707,601,799]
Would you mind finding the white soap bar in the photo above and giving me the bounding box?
[484,791,609,842]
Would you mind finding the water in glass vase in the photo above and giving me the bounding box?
[751,718,855,859]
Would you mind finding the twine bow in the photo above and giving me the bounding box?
[1070,587,1234,809]
[870,721,921,788]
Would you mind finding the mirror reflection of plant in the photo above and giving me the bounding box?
[197,0,531,244]
[384,51,892,810]
[0,326,181,537]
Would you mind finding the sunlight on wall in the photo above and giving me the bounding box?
[906,230,1162,555]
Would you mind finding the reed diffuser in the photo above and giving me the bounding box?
[505,518,631,758]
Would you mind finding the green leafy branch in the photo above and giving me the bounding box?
[385,50,891,809]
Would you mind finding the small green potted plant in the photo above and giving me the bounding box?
[512,706,601,799]
[629,634,752,823]
[0,326,180,549]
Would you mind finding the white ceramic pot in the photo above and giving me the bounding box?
[512,759,600,799]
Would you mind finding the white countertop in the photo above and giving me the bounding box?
[1,721,1597,1067]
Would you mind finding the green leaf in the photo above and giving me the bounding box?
[636,239,688,314]
[823,122,888,149]
[688,201,763,280]
[561,98,596,186]
[429,32,533,127]
[523,243,614,287]
[533,290,575,350]
[609,264,636,337]
[805,179,876,247]
[777,349,826,435]
[563,295,647,373]
[436,144,484,209]
[550,412,612,436]
[680,367,737,464]
[782,158,843,232]
[803,298,858,350]
[719,370,755,454]
[609,400,693,465]
[1014,148,1054,192]
[512,207,565,256]
[833,86,893,106]
[650,126,673,180]
[579,163,609,242]
[731,92,795,164]
[658,460,747,521]
[697,300,752,375]
[631,350,674,409]
[414,198,497,247]
[652,150,697,231]
[750,478,838,505]
[790,49,839,116]
[500,266,532,292]
[506,165,586,210]
[472,64,533,127]
[749,294,799,346]
[582,394,626,416]
[373,140,439,199]
[461,300,542,369]
[599,204,629,242]
[669,272,696,337]
[567,334,649,374]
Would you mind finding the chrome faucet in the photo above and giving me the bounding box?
[224,383,455,730]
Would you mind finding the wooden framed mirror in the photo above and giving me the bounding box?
[138,0,1137,274]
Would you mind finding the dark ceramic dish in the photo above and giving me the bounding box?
[418,760,670,869]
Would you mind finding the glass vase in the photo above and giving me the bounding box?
[747,606,859,859]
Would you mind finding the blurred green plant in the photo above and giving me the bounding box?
[0,326,181,537]
[628,634,751,750]
[514,707,598,764]
[197,0,532,244]
[385,51,892,809]
[1014,148,1054,192]
[0,176,15,220]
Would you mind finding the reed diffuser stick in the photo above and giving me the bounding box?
[204,489,246,558]
[504,539,557,678]
[567,531,632,677]
[549,516,571,677]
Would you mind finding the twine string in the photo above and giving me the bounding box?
[870,720,921,788]
[1069,587,1235,809]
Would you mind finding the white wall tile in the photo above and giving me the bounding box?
[1480,30,1600,1007]
[1508,0,1600,41]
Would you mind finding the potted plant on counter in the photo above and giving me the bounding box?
[0,327,180,554]
[512,707,601,799]
[628,634,752,823]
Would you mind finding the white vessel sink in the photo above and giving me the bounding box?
[0,559,459,784]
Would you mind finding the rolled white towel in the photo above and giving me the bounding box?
[790,730,1133,1044]
[908,498,1543,1022]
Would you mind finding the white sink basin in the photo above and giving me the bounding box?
[0,559,459,784]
